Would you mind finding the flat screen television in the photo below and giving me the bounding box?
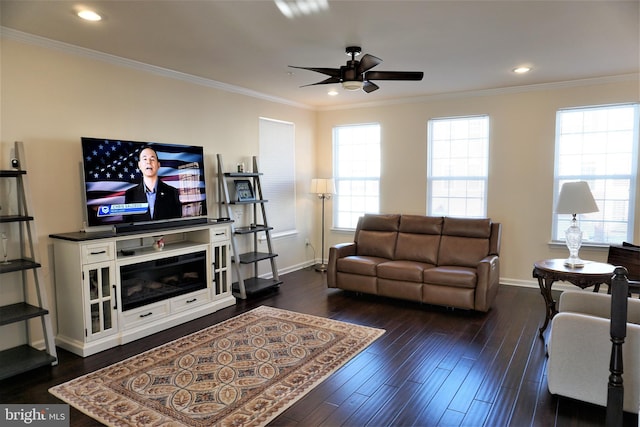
[81,137,208,231]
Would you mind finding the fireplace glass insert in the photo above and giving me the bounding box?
[120,251,207,311]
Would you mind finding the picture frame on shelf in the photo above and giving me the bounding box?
[234,179,255,202]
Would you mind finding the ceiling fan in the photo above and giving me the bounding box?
[289,46,424,93]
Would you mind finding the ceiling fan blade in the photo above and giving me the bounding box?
[363,80,379,93]
[366,70,424,81]
[300,76,341,87]
[288,65,341,78]
[357,54,382,75]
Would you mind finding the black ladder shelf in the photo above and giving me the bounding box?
[0,141,58,380]
[217,154,281,299]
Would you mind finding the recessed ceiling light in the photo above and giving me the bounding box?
[328,89,339,96]
[77,9,102,21]
[513,66,531,74]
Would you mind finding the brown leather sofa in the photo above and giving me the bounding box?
[327,214,502,312]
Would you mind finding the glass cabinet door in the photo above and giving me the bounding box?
[83,261,118,340]
[212,243,230,297]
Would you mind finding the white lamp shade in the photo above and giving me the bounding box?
[311,178,336,195]
[555,181,599,214]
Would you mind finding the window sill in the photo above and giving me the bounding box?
[331,227,357,234]
[547,241,611,251]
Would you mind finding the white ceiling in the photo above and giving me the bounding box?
[1,0,638,108]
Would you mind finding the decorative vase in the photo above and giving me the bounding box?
[153,236,165,251]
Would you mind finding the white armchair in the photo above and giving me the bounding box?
[547,290,640,414]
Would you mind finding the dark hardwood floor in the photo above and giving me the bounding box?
[1,268,637,426]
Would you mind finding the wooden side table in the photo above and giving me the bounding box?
[532,258,614,337]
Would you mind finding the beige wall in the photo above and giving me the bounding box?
[316,78,640,286]
[0,37,316,344]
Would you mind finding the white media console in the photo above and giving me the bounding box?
[50,220,235,357]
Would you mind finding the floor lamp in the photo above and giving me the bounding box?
[311,178,335,272]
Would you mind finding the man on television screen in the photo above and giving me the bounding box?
[124,146,182,221]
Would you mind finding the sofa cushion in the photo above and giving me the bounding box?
[377,260,432,282]
[442,217,491,238]
[399,215,443,234]
[357,230,398,259]
[395,233,441,264]
[423,266,477,289]
[438,236,490,268]
[354,214,400,259]
[337,256,386,276]
[394,215,442,263]
[359,214,401,232]
[436,217,492,267]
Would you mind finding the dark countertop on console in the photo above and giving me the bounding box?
[50,219,233,242]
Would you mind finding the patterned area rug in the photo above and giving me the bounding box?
[49,306,384,426]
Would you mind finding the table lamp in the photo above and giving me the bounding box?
[311,178,336,271]
[555,181,599,267]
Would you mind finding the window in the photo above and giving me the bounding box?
[259,117,296,236]
[333,123,380,229]
[427,115,489,217]
[553,103,639,244]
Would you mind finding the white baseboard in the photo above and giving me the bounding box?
[263,270,597,293]
[260,260,317,279]
[500,277,606,293]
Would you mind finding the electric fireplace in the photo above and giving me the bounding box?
[120,251,207,311]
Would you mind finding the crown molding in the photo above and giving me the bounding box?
[3,27,637,113]
[1,27,312,110]
[318,73,640,111]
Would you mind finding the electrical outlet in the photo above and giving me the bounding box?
[305,238,310,246]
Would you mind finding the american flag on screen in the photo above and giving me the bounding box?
[82,138,207,224]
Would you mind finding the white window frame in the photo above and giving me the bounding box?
[552,103,639,245]
[333,123,381,230]
[427,115,490,218]
[259,117,297,237]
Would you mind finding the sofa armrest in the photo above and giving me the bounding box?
[558,291,613,319]
[559,289,640,324]
[327,243,357,288]
[547,312,613,409]
[474,255,500,312]
[547,312,640,413]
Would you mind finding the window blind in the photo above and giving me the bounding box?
[259,117,297,236]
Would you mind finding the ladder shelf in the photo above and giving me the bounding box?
[0,141,58,380]
[217,154,281,299]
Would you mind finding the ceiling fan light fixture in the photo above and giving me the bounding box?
[342,80,363,91]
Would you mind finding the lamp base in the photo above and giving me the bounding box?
[314,263,327,272]
[564,217,585,268]
[564,256,586,268]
